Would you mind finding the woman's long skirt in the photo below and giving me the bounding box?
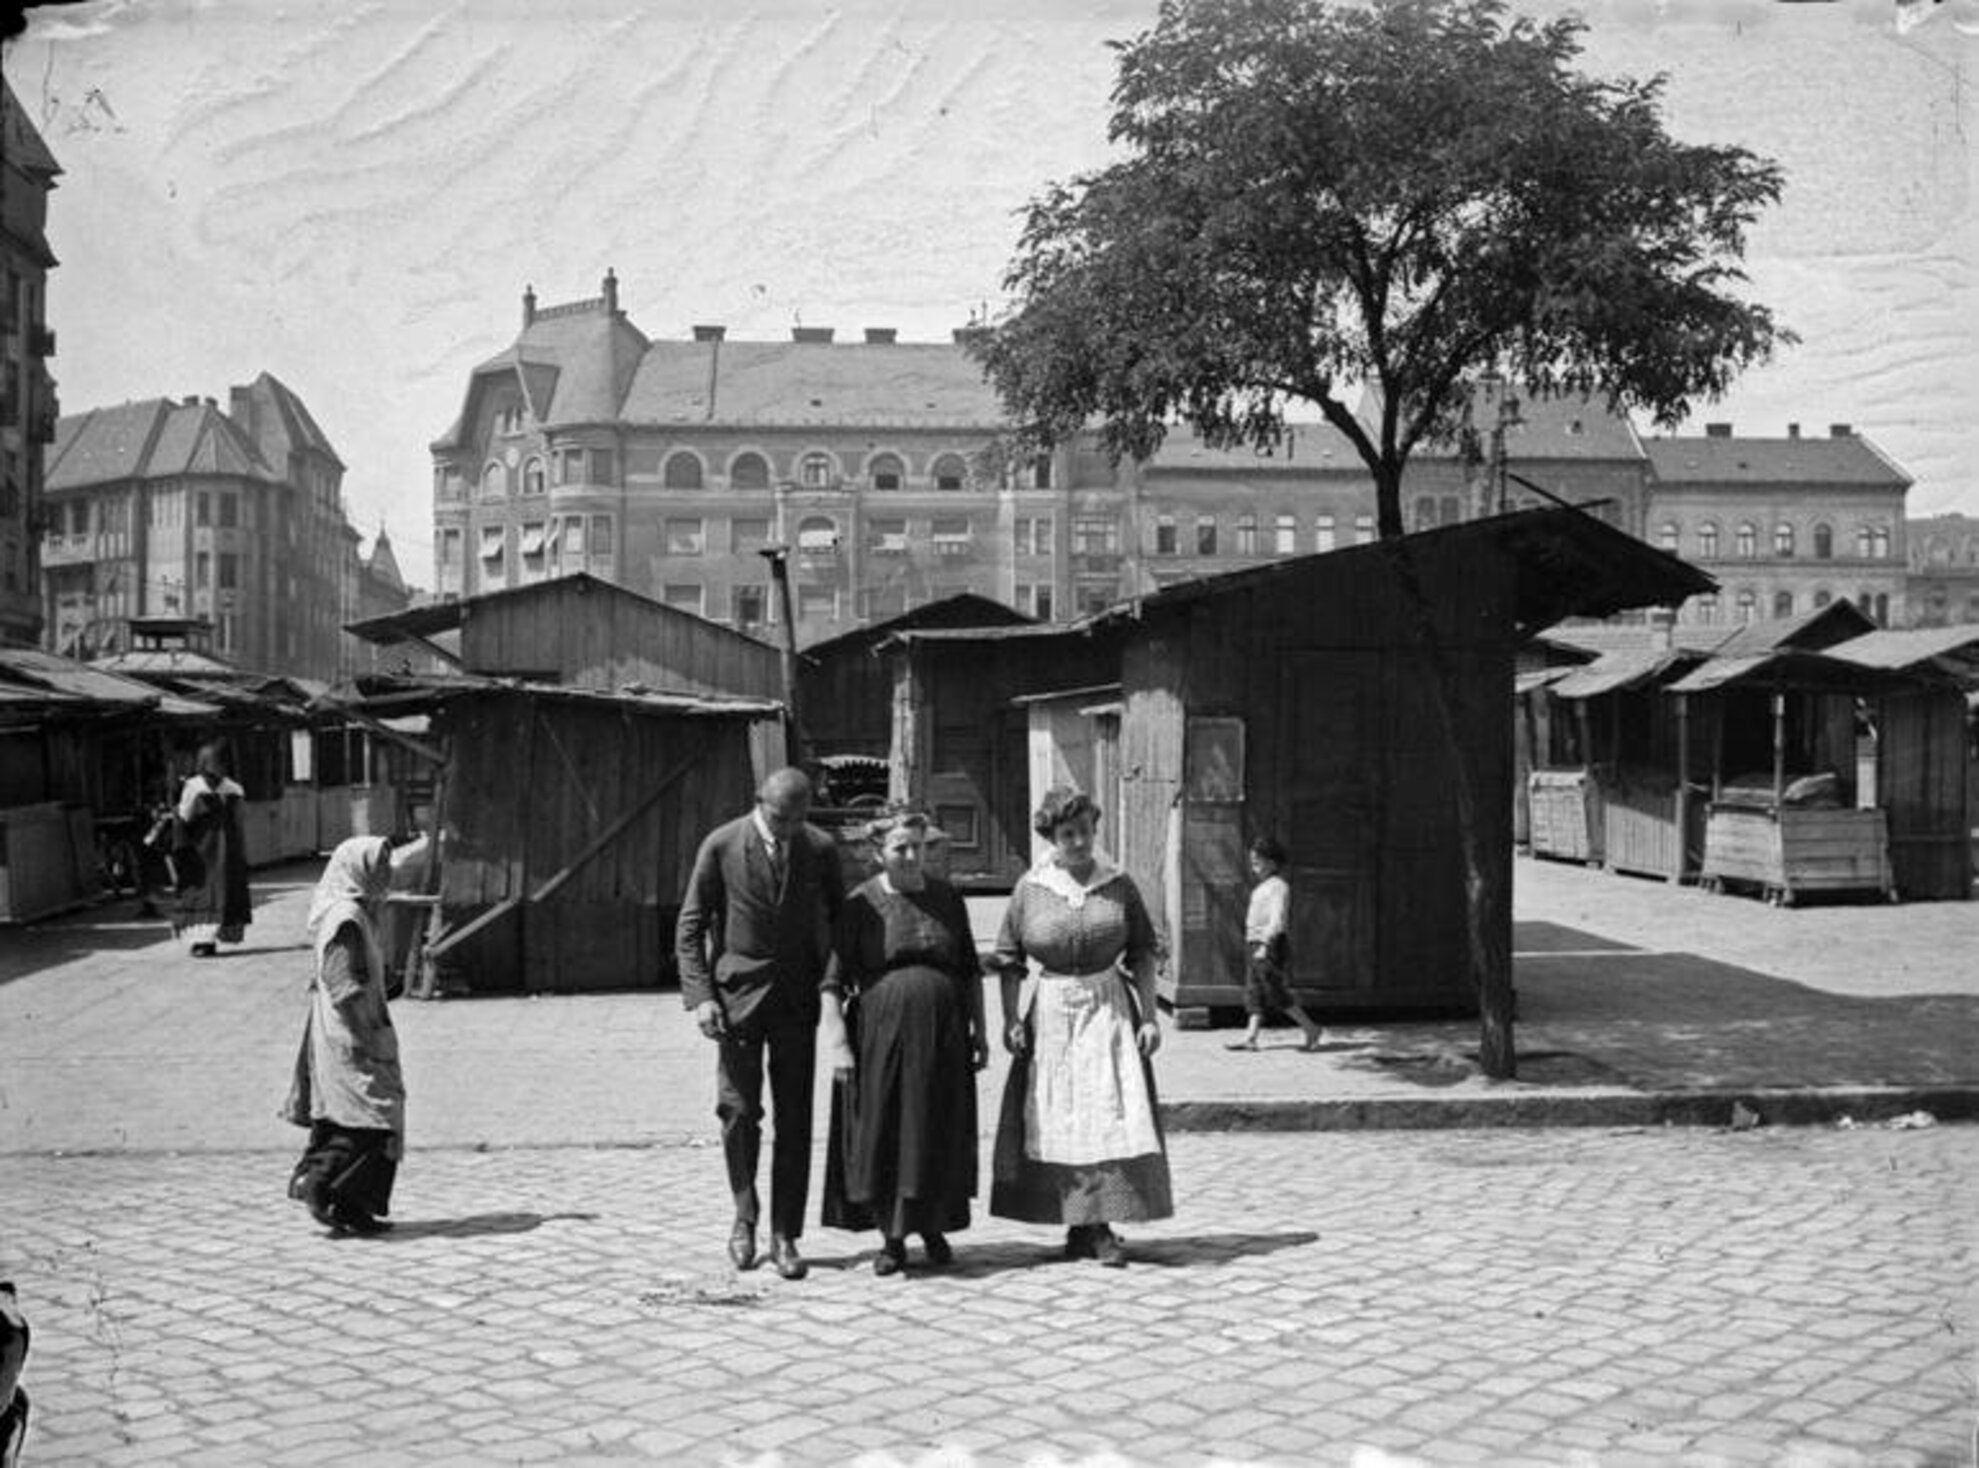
[289,1121,399,1222]
[823,965,976,1238]
[990,971,1173,1227]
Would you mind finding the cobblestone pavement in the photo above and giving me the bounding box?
[3,1127,1973,1466]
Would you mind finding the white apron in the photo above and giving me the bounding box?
[1024,967,1161,1165]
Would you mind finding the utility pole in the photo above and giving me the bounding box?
[758,545,806,768]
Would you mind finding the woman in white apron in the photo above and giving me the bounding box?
[989,787,1172,1266]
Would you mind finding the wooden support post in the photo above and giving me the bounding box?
[1771,691,1787,806]
[1672,693,1691,883]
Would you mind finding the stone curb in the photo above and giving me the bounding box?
[1159,1085,1979,1132]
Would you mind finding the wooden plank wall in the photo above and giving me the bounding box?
[1122,537,1514,1012]
[1878,689,1972,901]
[434,691,767,993]
[463,581,782,698]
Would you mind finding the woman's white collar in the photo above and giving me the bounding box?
[1029,851,1121,908]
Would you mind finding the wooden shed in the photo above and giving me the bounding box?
[876,621,1125,889]
[1051,508,1711,1023]
[346,573,783,700]
[1825,627,1979,901]
[347,674,784,994]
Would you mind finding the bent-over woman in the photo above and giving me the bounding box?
[282,836,406,1234]
[821,811,988,1274]
[990,787,1172,1266]
[172,741,251,956]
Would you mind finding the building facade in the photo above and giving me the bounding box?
[40,374,403,678]
[1641,425,1911,629]
[1906,512,1979,627]
[1,77,61,648]
[434,276,1916,643]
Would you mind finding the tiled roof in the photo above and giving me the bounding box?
[620,340,1006,429]
[1367,383,1646,462]
[47,399,276,489]
[242,372,346,472]
[1642,434,1909,486]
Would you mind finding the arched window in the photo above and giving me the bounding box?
[1315,514,1336,552]
[796,515,839,554]
[931,454,968,491]
[663,452,703,490]
[729,452,770,489]
[1697,522,1719,559]
[1235,514,1258,554]
[1856,525,1874,559]
[1736,589,1757,622]
[1735,522,1758,558]
[1774,523,1795,558]
[1693,593,1719,624]
[1812,589,1832,609]
[1772,590,1794,619]
[1813,523,1833,560]
[800,451,837,488]
[522,459,546,496]
[1274,514,1297,554]
[480,462,506,500]
[1657,521,1679,553]
[867,453,905,491]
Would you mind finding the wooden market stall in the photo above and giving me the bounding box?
[343,674,785,995]
[1825,627,1979,901]
[1043,508,1711,1024]
[1666,648,1916,906]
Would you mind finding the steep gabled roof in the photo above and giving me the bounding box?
[1,76,61,180]
[241,372,345,472]
[47,399,277,490]
[365,529,405,591]
[1642,433,1910,486]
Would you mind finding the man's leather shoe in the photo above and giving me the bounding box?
[728,1220,758,1271]
[769,1234,808,1280]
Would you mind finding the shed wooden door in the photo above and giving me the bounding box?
[1279,652,1378,991]
[1878,691,1971,901]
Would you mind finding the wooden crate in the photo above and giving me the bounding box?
[1701,804,1893,905]
[1528,769,1602,864]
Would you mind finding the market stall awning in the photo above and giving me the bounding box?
[1826,627,1979,684]
[1548,649,1703,700]
[1666,648,1921,696]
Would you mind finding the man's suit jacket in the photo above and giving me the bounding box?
[675,812,845,1030]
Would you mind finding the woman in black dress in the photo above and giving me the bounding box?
[820,811,988,1275]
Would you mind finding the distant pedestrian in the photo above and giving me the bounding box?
[989,787,1172,1267]
[1227,837,1325,1052]
[282,836,407,1235]
[676,767,846,1281]
[171,740,251,956]
[820,810,988,1276]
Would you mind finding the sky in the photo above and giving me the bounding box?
[7,0,1975,592]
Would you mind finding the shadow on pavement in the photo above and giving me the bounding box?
[379,1211,601,1240]
[1513,920,1638,954]
[810,1230,1321,1277]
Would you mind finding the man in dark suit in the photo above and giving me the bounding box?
[676,766,845,1280]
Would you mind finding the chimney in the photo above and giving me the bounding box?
[692,324,726,342]
[602,268,620,314]
[792,326,835,343]
[522,283,537,327]
[1786,422,1800,439]
[864,327,897,344]
[230,385,256,435]
[182,394,201,407]
[1829,422,1852,438]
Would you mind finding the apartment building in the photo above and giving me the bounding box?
[1,77,61,647]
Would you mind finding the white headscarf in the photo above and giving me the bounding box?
[306,836,393,981]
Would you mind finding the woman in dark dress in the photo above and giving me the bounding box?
[820,812,989,1275]
[171,740,251,955]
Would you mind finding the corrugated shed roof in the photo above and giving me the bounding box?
[1827,628,1979,681]
[341,672,781,720]
[1709,599,1877,658]
[1539,623,1730,657]
[1641,433,1910,486]
[1548,649,1703,700]
[1666,648,1918,696]
[620,341,1005,428]
[802,592,1032,658]
[0,647,218,715]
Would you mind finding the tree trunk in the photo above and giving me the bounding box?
[1374,473,1517,1079]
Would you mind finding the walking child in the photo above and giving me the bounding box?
[1227,837,1325,1052]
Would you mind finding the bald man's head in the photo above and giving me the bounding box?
[756,767,813,839]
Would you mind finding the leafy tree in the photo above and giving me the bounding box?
[971,0,1789,1077]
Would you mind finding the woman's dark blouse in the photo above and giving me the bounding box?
[823,877,979,994]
